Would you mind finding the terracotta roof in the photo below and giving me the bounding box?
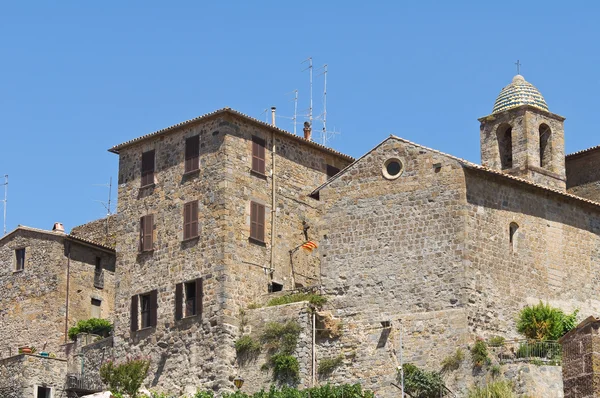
[0,226,115,252]
[566,144,600,158]
[108,107,354,161]
[312,135,600,209]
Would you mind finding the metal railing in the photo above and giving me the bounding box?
[488,339,562,365]
[94,269,104,289]
[65,373,104,393]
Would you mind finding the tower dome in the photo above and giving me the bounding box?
[492,75,549,114]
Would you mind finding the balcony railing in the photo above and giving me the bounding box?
[65,373,104,393]
[94,269,104,289]
[489,339,562,365]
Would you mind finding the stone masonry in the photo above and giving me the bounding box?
[566,147,600,202]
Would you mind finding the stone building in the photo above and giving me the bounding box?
[3,73,600,397]
[0,223,116,397]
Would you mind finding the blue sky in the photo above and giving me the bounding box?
[1,1,599,232]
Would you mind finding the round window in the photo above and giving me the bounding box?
[382,158,404,180]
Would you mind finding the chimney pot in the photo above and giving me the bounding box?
[271,107,276,127]
[303,121,312,141]
[52,222,65,233]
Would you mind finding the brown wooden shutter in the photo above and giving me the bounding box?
[185,136,200,173]
[183,202,191,240]
[149,289,158,327]
[191,201,198,238]
[183,201,198,240]
[196,277,203,319]
[130,295,138,332]
[250,202,265,242]
[252,137,266,174]
[141,214,153,251]
[175,283,183,321]
[141,150,155,186]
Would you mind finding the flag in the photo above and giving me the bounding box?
[301,241,318,251]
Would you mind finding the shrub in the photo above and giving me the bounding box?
[440,348,464,374]
[490,364,501,378]
[68,318,113,341]
[318,355,344,377]
[193,391,215,398]
[269,353,300,384]
[99,358,150,398]
[247,303,262,310]
[487,336,506,347]
[218,383,373,398]
[400,363,447,398]
[235,335,261,363]
[467,380,515,398]
[261,321,302,384]
[266,293,327,308]
[470,338,490,368]
[516,302,578,341]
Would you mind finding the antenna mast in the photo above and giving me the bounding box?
[1,175,7,235]
[293,89,298,135]
[302,57,313,126]
[94,177,113,217]
[322,64,328,144]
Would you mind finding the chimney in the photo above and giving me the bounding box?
[271,107,276,127]
[303,121,312,141]
[52,222,65,233]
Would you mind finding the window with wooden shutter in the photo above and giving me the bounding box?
[252,136,266,174]
[250,201,265,242]
[183,201,198,240]
[141,150,155,187]
[140,215,154,252]
[130,295,139,332]
[175,283,183,321]
[196,277,203,319]
[149,289,158,327]
[185,136,200,173]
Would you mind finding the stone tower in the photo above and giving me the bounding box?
[478,75,566,190]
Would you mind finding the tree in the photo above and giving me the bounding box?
[516,302,578,341]
[99,358,150,398]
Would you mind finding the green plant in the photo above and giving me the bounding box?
[68,318,113,341]
[269,353,300,384]
[516,302,578,341]
[470,338,490,368]
[29,346,37,354]
[266,293,327,308]
[487,336,506,347]
[490,364,501,378]
[261,321,302,384]
[235,335,261,363]
[440,348,464,373]
[217,383,373,398]
[99,358,150,398]
[150,392,170,398]
[400,363,447,398]
[193,391,215,398]
[247,303,262,309]
[467,379,515,398]
[318,355,344,377]
[515,340,561,361]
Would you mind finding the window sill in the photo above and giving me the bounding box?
[138,249,154,255]
[13,269,24,274]
[182,235,199,243]
[248,237,267,247]
[140,183,156,189]
[250,170,268,180]
[183,169,200,177]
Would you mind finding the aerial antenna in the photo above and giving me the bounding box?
[278,90,299,135]
[1,175,7,235]
[315,64,339,146]
[302,57,313,126]
[259,108,269,123]
[93,177,113,217]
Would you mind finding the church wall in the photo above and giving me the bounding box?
[463,168,600,338]
[566,148,600,202]
[316,138,470,394]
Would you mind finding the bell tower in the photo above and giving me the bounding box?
[478,75,566,191]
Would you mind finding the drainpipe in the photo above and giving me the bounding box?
[312,311,316,387]
[270,128,276,275]
[64,241,71,343]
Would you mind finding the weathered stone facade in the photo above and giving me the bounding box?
[0,354,67,398]
[560,317,600,398]
[0,227,116,359]
[71,215,118,249]
[566,147,600,202]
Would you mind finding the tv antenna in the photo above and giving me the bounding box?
[302,57,313,126]
[277,89,299,134]
[1,175,7,235]
[93,177,113,217]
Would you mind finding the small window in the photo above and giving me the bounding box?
[269,281,283,293]
[326,165,340,180]
[175,278,203,320]
[539,124,551,168]
[509,222,519,252]
[185,136,200,173]
[250,201,265,242]
[95,257,101,271]
[382,158,404,180]
[15,248,25,271]
[183,201,199,240]
[141,150,155,187]
[252,136,266,175]
[131,290,157,331]
[36,386,52,398]
[139,214,154,252]
[497,124,513,170]
[91,298,102,318]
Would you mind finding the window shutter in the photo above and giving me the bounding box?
[191,200,198,238]
[130,295,138,332]
[142,215,153,251]
[185,136,200,173]
[141,150,155,186]
[250,202,265,242]
[175,283,183,321]
[257,203,265,242]
[149,289,158,327]
[196,277,203,319]
[183,202,191,240]
[250,202,257,240]
[252,137,266,174]
[139,216,144,252]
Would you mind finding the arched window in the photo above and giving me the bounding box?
[509,222,519,252]
[497,124,513,170]
[539,124,552,168]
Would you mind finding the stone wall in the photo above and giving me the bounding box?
[0,229,116,359]
[566,148,600,202]
[71,215,118,249]
[463,168,600,337]
[560,318,600,398]
[110,112,351,395]
[0,354,67,398]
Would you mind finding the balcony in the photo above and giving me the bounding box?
[94,269,104,289]
[65,373,104,393]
